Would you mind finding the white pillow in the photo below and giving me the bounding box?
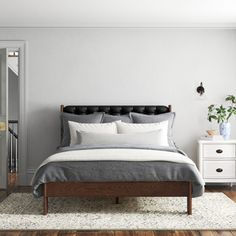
[116,120,169,146]
[68,121,117,146]
[78,130,164,146]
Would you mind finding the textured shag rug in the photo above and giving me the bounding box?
[0,192,235,230]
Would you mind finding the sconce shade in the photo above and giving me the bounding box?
[197,82,205,95]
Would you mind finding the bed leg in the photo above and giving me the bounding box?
[44,183,48,215]
[187,182,192,215]
[115,197,119,204]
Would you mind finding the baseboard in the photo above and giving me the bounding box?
[205,182,235,186]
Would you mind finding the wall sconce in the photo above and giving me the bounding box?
[196,82,205,96]
[0,122,6,131]
[8,51,19,57]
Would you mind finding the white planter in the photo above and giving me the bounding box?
[219,122,231,140]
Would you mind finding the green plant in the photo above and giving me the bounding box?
[208,95,236,123]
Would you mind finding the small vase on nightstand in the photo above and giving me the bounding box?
[219,122,231,140]
[208,95,236,140]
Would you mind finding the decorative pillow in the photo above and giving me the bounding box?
[60,112,104,147]
[116,120,169,146]
[77,130,164,146]
[130,112,175,146]
[102,114,132,123]
[68,121,117,146]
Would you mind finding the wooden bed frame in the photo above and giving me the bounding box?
[43,105,192,215]
[43,181,192,215]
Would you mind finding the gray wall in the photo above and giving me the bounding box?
[0,28,236,183]
[8,68,19,121]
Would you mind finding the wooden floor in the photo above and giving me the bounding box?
[0,184,235,236]
[0,231,235,236]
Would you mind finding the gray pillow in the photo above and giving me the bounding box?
[102,114,132,123]
[60,112,104,147]
[130,112,176,146]
[77,130,164,146]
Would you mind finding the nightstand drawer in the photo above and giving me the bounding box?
[203,144,235,158]
[203,161,236,179]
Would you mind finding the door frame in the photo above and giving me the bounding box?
[0,41,28,186]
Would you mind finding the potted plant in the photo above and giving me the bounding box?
[208,95,236,139]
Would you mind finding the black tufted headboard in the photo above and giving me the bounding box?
[61,105,172,115]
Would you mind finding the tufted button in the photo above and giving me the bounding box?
[87,106,99,114]
[145,106,156,114]
[133,106,145,113]
[64,106,76,114]
[121,106,133,114]
[99,106,110,113]
[76,106,87,114]
[110,106,122,115]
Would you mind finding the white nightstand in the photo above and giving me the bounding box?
[198,139,236,185]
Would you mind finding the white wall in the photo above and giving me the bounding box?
[0,28,236,183]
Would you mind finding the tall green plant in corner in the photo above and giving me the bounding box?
[208,95,236,139]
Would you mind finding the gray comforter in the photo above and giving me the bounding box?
[32,145,205,197]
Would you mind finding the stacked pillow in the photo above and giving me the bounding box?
[102,114,132,123]
[115,120,169,146]
[69,121,117,146]
[60,112,104,147]
[60,111,175,147]
[130,112,175,146]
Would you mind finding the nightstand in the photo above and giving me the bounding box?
[198,139,236,185]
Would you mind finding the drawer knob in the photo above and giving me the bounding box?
[216,168,223,173]
[216,149,223,154]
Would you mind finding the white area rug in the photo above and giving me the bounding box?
[0,193,235,230]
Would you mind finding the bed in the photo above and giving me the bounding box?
[32,105,204,215]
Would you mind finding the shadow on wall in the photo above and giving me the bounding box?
[28,106,61,167]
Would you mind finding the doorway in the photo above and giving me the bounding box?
[8,48,19,191]
[0,41,27,191]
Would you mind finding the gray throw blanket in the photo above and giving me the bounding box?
[32,144,205,197]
